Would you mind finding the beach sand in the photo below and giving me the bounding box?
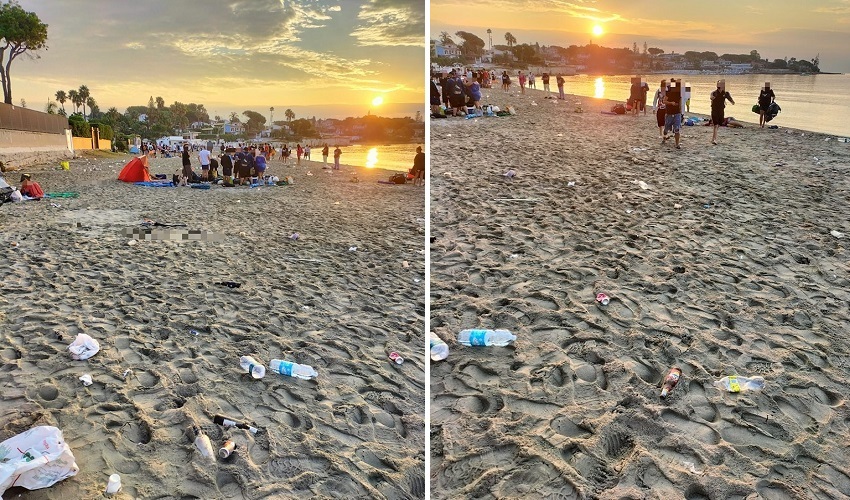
[429,88,850,498]
[0,152,425,498]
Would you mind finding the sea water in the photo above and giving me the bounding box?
[557,73,850,137]
[335,144,422,172]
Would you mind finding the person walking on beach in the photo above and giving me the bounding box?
[322,144,329,167]
[431,75,443,116]
[528,72,536,89]
[411,146,425,187]
[181,144,193,184]
[758,82,775,128]
[652,79,667,139]
[518,71,526,94]
[501,71,511,92]
[556,74,565,100]
[333,146,341,170]
[542,72,550,93]
[296,144,303,164]
[710,80,735,145]
[639,80,650,115]
[198,146,212,181]
[629,78,641,116]
[304,145,311,161]
[662,79,683,149]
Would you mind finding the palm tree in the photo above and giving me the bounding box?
[86,97,98,117]
[504,32,516,48]
[67,89,79,114]
[285,108,294,121]
[156,96,165,109]
[106,107,121,127]
[78,85,90,119]
[46,100,57,114]
[55,90,67,113]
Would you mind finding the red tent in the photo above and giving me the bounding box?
[118,156,151,182]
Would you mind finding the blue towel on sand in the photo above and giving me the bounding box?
[135,181,174,187]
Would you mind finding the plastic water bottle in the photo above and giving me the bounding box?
[713,375,765,393]
[193,427,216,461]
[429,332,449,361]
[239,356,266,379]
[270,359,318,380]
[457,329,516,347]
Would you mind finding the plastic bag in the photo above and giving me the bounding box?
[0,426,79,495]
[68,333,100,360]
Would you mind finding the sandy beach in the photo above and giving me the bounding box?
[0,152,425,498]
[429,87,850,498]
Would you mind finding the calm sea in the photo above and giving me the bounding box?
[554,73,849,137]
[336,144,421,172]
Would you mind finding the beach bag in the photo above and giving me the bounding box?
[389,173,407,184]
[0,186,14,206]
[0,426,79,495]
[751,104,760,114]
[612,103,626,114]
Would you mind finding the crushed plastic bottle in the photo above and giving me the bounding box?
[239,356,266,379]
[429,332,449,361]
[270,359,318,380]
[457,329,516,347]
[713,375,765,393]
[193,427,216,461]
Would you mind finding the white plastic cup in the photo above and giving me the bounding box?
[106,473,121,495]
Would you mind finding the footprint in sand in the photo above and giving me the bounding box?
[549,415,592,438]
[660,410,720,445]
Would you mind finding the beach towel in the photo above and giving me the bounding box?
[134,181,174,187]
[191,184,211,190]
[46,192,79,198]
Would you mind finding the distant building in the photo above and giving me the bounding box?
[224,122,245,135]
[431,39,461,58]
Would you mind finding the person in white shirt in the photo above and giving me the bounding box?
[197,147,212,181]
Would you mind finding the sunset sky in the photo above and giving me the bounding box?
[10,0,425,120]
[431,0,850,72]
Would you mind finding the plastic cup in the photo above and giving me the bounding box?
[596,293,610,306]
[389,352,404,365]
[106,473,121,494]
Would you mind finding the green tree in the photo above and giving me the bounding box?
[242,110,266,136]
[0,1,48,104]
[455,31,485,60]
[750,49,761,62]
[504,32,516,48]
[54,89,66,113]
[290,118,317,138]
[439,31,453,45]
[67,89,79,113]
[78,84,89,118]
[155,96,164,109]
[229,111,239,123]
[170,101,188,130]
[284,108,295,121]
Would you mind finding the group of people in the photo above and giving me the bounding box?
[431,69,570,117]
[176,142,345,186]
[645,78,777,148]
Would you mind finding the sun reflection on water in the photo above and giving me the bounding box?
[365,147,378,168]
[594,77,605,99]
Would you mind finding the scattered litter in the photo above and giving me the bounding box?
[509,254,519,259]
[830,230,844,238]
[682,461,700,474]
[270,358,318,379]
[674,204,682,209]
[838,137,849,143]
[596,292,610,306]
[306,171,313,176]
[79,374,93,386]
[213,414,259,434]
[633,180,649,190]
[68,333,100,360]
[631,147,647,152]
[389,351,404,365]
[493,198,538,202]
[50,203,61,208]
[615,192,623,200]
[402,261,409,268]
[219,440,236,459]
[349,246,357,252]
[567,181,576,187]
[10,241,19,248]
[215,281,241,288]
[430,332,449,361]
[414,278,421,283]
[127,239,137,246]
[0,426,78,492]
[301,305,310,310]
[105,474,121,495]
[122,369,132,379]
[193,427,216,462]
[557,133,563,137]
[290,232,300,240]
[239,355,266,379]
[626,209,633,214]
[334,201,340,205]
[504,169,516,178]
[189,329,200,336]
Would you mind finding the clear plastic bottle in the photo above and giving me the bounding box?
[239,356,266,379]
[270,359,318,380]
[457,329,517,347]
[429,332,449,361]
[193,427,216,461]
[713,375,765,393]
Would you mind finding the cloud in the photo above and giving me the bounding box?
[351,0,424,46]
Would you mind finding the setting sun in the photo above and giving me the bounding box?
[592,24,604,36]
[371,96,384,107]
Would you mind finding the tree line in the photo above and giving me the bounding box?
[436,29,822,73]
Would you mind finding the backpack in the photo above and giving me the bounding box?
[389,173,407,184]
[612,103,626,114]
[0,186,14,206]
